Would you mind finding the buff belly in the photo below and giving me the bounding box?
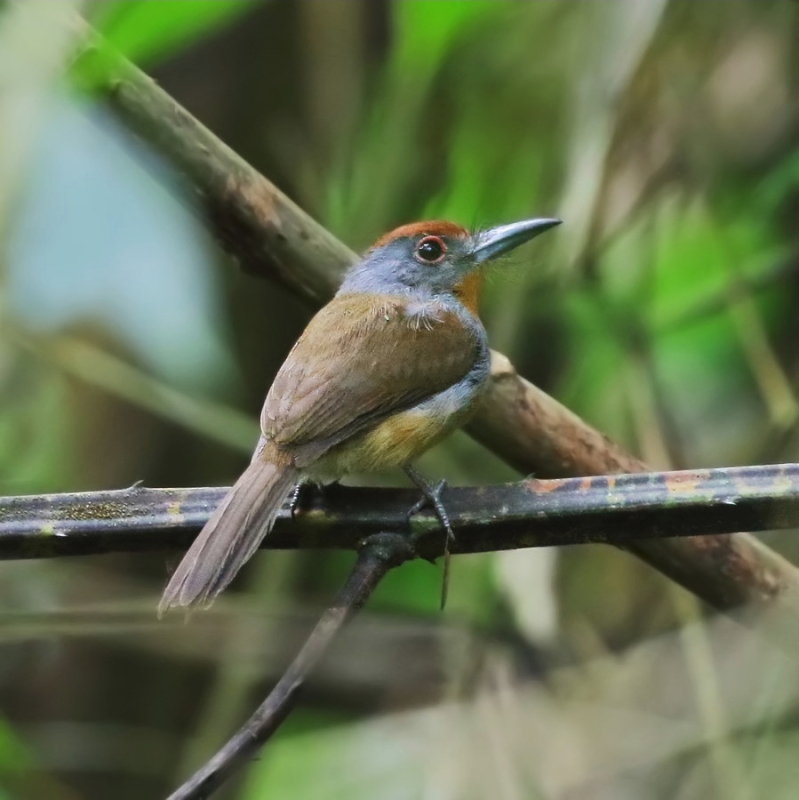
[306,408,452,479]
[307,380,482,480]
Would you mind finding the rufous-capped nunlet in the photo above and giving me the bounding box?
[159,217,561,614]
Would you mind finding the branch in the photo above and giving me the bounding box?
[70,18,350,306]
[165,532,414,800]
[3,464,799,563]
[69,23,799,611]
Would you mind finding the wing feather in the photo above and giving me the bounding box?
[261,293,479,459]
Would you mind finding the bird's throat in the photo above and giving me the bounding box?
[452,271,482,317]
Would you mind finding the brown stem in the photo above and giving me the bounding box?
[468,354,797,608]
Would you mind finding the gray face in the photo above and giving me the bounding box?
[341,233,477,296]
[338,218,561,297]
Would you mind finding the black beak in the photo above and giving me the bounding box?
[471,218,561,264]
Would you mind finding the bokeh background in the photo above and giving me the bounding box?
[1,1,799,798]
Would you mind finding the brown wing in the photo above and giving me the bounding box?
[261,293,479,461]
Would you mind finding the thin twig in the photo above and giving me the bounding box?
[66,19,799,611]
[165,532,414,800]
[1,464,799,584]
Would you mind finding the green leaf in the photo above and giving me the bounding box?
[0,715,35,773]
[392,0,501,77]
[243,712,423,800]
[90,0,258,68]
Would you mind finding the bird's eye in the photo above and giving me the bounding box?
[415,236,447,264]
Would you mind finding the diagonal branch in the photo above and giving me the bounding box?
[2,464,799,567]
[67,23,799,612]
[165,532,414,800]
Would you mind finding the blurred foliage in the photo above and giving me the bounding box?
[90,0,257,68]
[0,1,798,798]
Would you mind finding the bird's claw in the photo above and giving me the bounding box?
[404,467,455,610]
[406,478,454,539]
[288,480,315,519]
[288,479,338,519]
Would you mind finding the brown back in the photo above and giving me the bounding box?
[261,293,480,462]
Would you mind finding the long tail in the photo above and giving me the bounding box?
[159,443,298,615]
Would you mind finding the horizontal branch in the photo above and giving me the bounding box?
[69,21,799,612]
[3,464,799,562]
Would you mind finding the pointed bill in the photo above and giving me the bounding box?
[471,218,561,264]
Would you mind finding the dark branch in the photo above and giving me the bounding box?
[165,532,414,800]
[69,23,799,611]
[2,464,799,574]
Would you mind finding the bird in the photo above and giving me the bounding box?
[159,216,560,614]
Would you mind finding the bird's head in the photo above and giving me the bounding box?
[341,218,561,313]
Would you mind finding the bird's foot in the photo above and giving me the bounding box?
[288,479,331,519]
[404,465,454,610]
[406,478,452,534]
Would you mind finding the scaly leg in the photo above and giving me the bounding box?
[404,464,454,610]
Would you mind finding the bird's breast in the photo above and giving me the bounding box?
[267,289,490,478]
[306,362,488,479]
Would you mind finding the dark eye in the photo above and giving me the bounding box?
[415,235,447,264]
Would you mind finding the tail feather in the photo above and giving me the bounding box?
[159,448,297,615]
